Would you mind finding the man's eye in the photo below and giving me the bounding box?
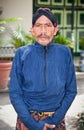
[46,24,52,27]
[35,24,41,27]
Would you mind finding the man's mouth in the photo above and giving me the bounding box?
[40,36,47,39]
[37,34,50,39]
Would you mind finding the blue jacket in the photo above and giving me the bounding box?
[9,41,77,130]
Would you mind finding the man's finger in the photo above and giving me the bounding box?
[45,123,56,129]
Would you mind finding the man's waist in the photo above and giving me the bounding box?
[30,111,55,120]
[30,111,55,116]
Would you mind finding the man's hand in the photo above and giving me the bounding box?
[43,123,56,130]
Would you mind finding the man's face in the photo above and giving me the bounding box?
[31,15,58,46]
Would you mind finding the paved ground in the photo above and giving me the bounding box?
[0,72,84,130]
[0,92,17,130]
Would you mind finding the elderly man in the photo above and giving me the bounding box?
[9,8,77,130]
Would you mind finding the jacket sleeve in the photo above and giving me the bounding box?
[44,47,77,126]
[9,49,45,130]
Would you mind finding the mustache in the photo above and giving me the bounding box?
[37,33,50,39]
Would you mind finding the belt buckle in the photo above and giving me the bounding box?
[38,112,44,117]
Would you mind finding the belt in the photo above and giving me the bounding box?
[30,111,55,120]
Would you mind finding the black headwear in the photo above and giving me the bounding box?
[32,8,57,27]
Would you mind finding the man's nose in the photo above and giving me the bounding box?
[41,25,46,34]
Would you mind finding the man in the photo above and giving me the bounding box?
[9,8,77,130]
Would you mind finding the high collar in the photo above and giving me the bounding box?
[34,40,55,48]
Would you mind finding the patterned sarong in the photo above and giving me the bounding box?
[16,117,66,130]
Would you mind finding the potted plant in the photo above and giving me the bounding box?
[0,17,22,91]
[79,37,84,72]
[0,25,35,91]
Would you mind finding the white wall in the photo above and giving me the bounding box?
[0,0,33,33]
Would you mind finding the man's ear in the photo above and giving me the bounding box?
[54,27,59,36]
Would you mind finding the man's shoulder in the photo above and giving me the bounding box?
[54,43,69,52]
[54,43,72,57]
[15,44,34,60]
[16,44,34,54]
[18,44,34,51]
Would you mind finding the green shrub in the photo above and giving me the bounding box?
[79,37,84,50]
[0,17,22,47]
[10,26,35,49]
[77,112,84,130]
[54,35,74,49]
